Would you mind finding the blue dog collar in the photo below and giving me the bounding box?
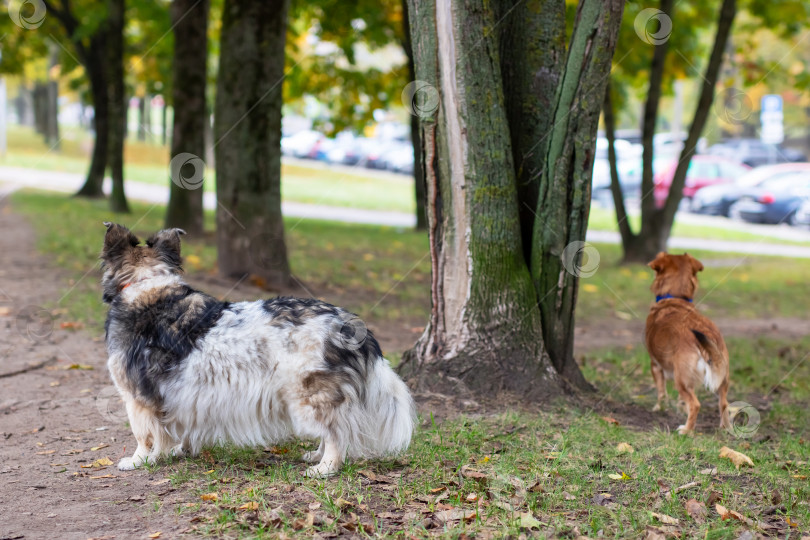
[656,294,693,303]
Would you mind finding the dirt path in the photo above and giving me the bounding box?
[0,204,191,540]
[1,201,808,540]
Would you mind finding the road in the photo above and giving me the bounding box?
[2,165,810,258]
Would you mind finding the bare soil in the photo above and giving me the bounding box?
[1,202,808,539]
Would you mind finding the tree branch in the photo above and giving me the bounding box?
[660,0,737,234]
[639,0,675,223]
[603,81,634,246]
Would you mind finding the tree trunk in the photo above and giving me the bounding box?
[611,0,737,263]
[165,0,209,236]
[400,0,426,231]
[604,82,632,248]
[161,99,168,146]
[45,43,60,149]
[33,83,46,136]
[214,0,291,288]
[400,0,623,397]
[75,42,109,198]
[137,96,146,141]
[106,0,129,213]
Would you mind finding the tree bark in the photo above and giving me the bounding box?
[214,0,291,288]
[400,0,623,397]
[603,82,632,247]
[75,42,109,198]
[401,0,426,231]
[165,0,210,236]
[137,97,146,141]
[107,0,129,213]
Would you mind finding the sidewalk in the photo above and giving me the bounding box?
[1,165,809,258]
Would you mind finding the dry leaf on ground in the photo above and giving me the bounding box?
[719,446,754,469]
[200,492,218,502]
[685,498,707,522]
[650,512,679,525]
[616,442,634,454]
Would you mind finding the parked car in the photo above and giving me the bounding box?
[381,143,415,174]
[691,162,810,216]
[707,138,805,167]
[729,172,810,224]
[281,130,326,159]
[653,155,750,208]
[792,198,810,228]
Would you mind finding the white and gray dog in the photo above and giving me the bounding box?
[100,223,415,477]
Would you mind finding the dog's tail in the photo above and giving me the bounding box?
[355,358,416,457]
[691,329,725,391]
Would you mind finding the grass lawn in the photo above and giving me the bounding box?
[2,125,415,213]
[10,189,810,538]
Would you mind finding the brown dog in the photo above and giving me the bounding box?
[645,252,730,434]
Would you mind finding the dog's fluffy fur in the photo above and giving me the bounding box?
[100,223,415,477]
[645,252,731,435]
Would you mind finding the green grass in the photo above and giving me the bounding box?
[2,125,415,213]
[9,190,429,340]
[589,206,810,246]
[154,332,810,538]
[10,189,810,537]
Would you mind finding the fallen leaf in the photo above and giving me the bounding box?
[90,444,109,452]
[518,512,543,529]
[465,493,478,502]
[616,442,634,454]
[49,381,60,387]
[89,474,114,479]
[699,467,717,475]
[238,501,259,511]
[334,497,353,509]
[706,491,722,506]
[94,457,114,467]
[65,363,93,370]
[460,466,488,481]
[429,486,446,494]
[650,512,679,525]
[0,307,11,316]
[201,492,218,502]
[608,471,632,481]
[601,416,620,425]
[685,499,707,522]
[716,503,749,524]
[358,469,378,482]
[562,491,576,501]
[36,450,56,455]
[148,534,161,539]
[719,446,754,469]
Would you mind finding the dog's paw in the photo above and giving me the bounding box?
[117,456,143,471]
[170,444,186,458]
[676,425,693,435]
[304,462,339,478]
[301,450,323,463]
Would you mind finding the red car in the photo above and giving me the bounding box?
[653,156,750,208]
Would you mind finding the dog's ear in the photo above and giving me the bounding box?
[102,222,140,260]
[647,251,668,273]
[685,253,704,274]
[146,228,186,268]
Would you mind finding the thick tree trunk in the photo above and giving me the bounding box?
[214,0,291,288]
[45,44,60,149]
[75,43,109,198]
[401,0,426,231]
[530,0,623,388]
[400,0,623,397]
[107,0,129,213]
[165,0,209,236]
